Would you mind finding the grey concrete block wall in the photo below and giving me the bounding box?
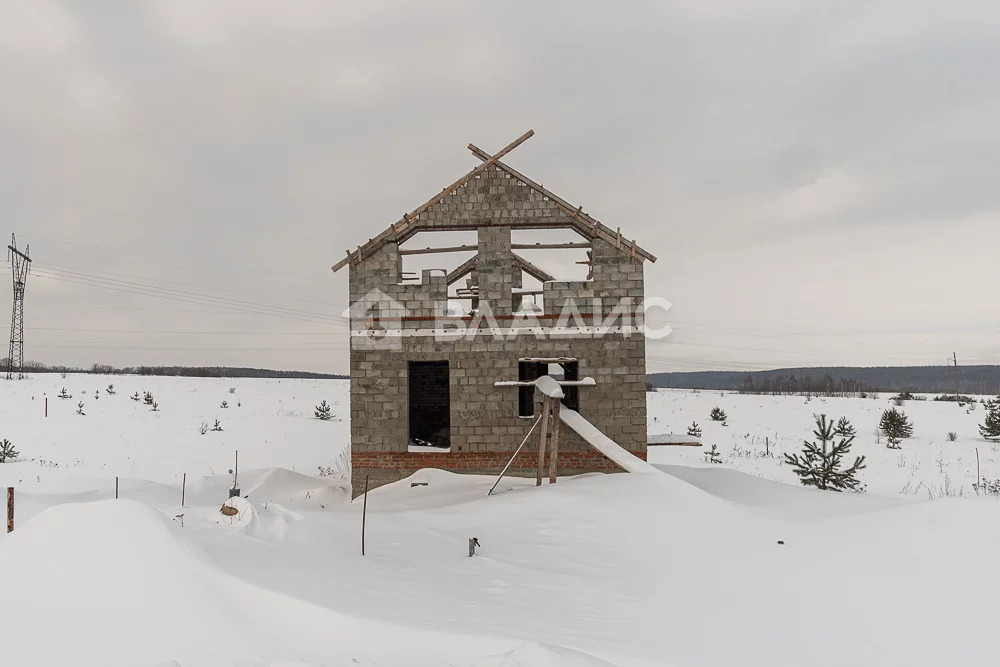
[346,161,650,488]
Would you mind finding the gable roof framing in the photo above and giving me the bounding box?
[445,252,556,286]
[331,130,656,273]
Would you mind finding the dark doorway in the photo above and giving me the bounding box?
[408,361,451,448]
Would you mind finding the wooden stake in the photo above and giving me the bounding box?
[45,397,47,418]
[549,398,561,484]
[181,473,187,507]
[6,487,12,533]
[537,396,551,486]
[115,477,118,499]
[361,475,370,556]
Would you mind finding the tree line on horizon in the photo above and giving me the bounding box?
[0,359,346,380]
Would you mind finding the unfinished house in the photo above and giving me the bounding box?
[332,131,657,496]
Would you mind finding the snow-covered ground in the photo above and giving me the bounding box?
[2,376,1000,666]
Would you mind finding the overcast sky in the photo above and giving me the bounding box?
[2,0,999,375]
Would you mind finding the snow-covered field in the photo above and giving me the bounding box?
[3,375,1000,667]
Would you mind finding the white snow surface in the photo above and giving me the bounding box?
[3,377,1000,666]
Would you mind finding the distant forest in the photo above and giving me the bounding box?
[3,360,346,380]
[648,365,1000,395]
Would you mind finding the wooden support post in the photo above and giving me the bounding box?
[45,397,47,418]
[549,398,561,484]
[537,396,551,486]
[361,474,370,556]
[6,487,12,533]
[115,477,119,499]
[181,473,187,507]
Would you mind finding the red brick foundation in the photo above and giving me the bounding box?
[352,448,646,471]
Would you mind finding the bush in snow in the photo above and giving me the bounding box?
[709,407,727,424]
[228,387,236,394]
[211,419,223,432]
[220,401,229,409]
[57,387,71,399]
[315,400,333,421]
[879,408,913,449]
[106,384,116,395]
[199,420,209,435]
[783,414,866,492]
[979,399,1000,441]
[76,401,85,416]
[0,439,19,463]
[150,402,159,412]
[947,431,958,442]
[973,478,1000,497]
[686,421,702,438]
[131,392,140,401]
[143,391,154,406]
[704,444,722,464]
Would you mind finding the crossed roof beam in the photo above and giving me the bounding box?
[331,130,656,273]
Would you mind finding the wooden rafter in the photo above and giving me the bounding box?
[332,129,534,272]
[467,144,656,263]
[512,253,555,283]
[446,255,479,285]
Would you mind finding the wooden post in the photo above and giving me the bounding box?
[45,397,47,418]
[181,473,187,507]
[361,475,370,556]
[6,487,12,533]
[549,398,561,484]
[537,396,551,486]
[115,476,118,499]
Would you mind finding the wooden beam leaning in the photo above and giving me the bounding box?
[467,143,657,263]
[331,130,534,272]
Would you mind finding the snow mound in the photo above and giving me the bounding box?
[240,467,348,508]
[0,500,254,666]
[472,642,620,667]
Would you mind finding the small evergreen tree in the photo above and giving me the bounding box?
[315,400,333,421]
[686,421,702,438]
[58,387,71,399]
[980,399,1000,441]
[704,444,722,464]
[784,414,866,492]
[131,392,141,402]
[76,401,85,416]
[834,416,856,438]
[143,391,154,406]
[211,419,223,432]
[879,408,913,449]
[0,439,19,463]
[150,402,159,412]
[709,407,727,424]
[106,384,116,395]
[220,401,229,409]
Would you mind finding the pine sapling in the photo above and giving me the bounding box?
[315,400,333,421]
[879,408,913,448]
[687,421,702,438]
[0,439,19,463]
[76,401,86,416]
[143,391,155,406]
[784,414,866,492]
[131,392,140,402]
[211,419,223,432]
[980,399,1000,441]
[704,444,722,464]
[709,407,728,424]
[58,387,71,399]
[151,402,159,412]
[834,416,856,438]
[106,384,116,395]
[220,401,229,409]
